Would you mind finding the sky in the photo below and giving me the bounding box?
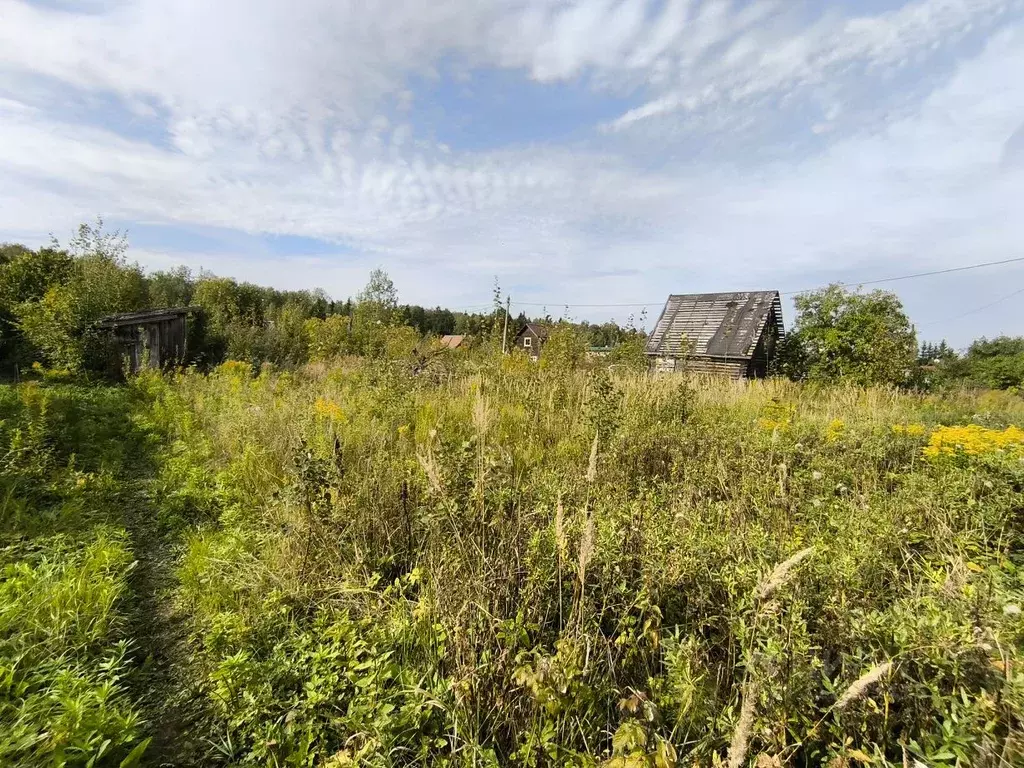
[1,0,1023,347]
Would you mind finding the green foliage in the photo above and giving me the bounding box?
[142,358,1024,766]
[785,284,917,386]
[0,534,144,767]
[607,333,648,370]
[941,337,1024,391]
[0,381,154,766]
[10,223,148,372]
[540,322,590,370]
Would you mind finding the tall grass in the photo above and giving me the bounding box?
[142,358,1024,766]
[0,380,152,767]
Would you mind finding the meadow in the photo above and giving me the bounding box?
[2,354,1024,767]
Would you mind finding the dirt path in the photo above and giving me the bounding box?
[122,482,208,767]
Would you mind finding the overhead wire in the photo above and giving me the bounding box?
[497,255,1024,310]
[918,285,1024,326]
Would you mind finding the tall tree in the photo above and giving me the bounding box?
[784,284,916,386]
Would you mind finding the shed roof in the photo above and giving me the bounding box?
[439,334,465,349]
[645,291,783,360]
[516,323,549,340]
[97,307,194,328]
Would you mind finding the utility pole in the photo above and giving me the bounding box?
[501,296,511,354]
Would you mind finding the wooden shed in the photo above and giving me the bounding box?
[513,323,548,361]
[645,291,784,378]
[97,307,194,373]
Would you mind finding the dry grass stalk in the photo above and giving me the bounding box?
[417,449,444,495]
[727,680,759,768]
[834,662,893,711]
[554,493,568,563]
[577,512,595,588]
[472,393,491,437]
[586,430,599,484]
[756,546,815,601]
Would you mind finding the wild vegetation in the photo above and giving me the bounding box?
[3,224,1024,766]
[4,350,1024,766]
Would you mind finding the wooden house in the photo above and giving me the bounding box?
[645,291,784,378]
[513,323,548,360]
[97,307,194,373]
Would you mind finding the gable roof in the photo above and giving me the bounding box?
[645,291,783,360]
[439,334,465,349]
[515,323,549,341]
[97,307,194,329]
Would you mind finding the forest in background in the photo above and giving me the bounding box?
[0,222,642,378]
[2,221,1024,392]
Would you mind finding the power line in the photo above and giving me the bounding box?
[919,285,1024,327]
[502,255,1024,309]
[782,255,1024,295]
[512,300,662,308]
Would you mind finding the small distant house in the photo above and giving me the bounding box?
[513,323,548,360]
[439,334,466,350]
[645,291,784,378]
[97,307,194,373]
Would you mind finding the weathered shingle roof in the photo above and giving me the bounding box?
[645,291,783,359]
[517,323,549,340]
[96,307,194,328]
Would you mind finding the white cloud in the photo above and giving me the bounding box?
[1,1,1024,343]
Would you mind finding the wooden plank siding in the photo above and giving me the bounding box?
[646,291,784,379]
[98,307,193,373]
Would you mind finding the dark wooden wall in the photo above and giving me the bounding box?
[114,316,188,372]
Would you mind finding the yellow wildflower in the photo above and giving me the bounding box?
[891,423,925,436]
[314,398,344,421]
[759,402,795,432]
[217,360,252,378]
[923,424,1024,459]
[826,418,845,442]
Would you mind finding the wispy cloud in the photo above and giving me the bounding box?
[0,0,1023,342]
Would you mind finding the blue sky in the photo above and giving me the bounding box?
[1,0,1024,345]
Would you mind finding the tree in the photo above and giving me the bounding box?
[955,337,1024,390]
[350,269,402,357]
[540,322,589,370]
[14,223,148,371]
[148,266,195,308]
[356,268,398,323]
[0,245,75,368]
[785,284,916,386]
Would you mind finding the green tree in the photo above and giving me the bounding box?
[945,337,1024,390]
[539,322,589,370]
[148,266,195,307]
[0,245,75,367]
[351,269,401,356]
[785,284,916,386]
[14,223,148,371]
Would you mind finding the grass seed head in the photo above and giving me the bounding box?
[834,662,893,711]
[756,547,815,602]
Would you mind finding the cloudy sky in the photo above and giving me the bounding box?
[1,0,1023,345]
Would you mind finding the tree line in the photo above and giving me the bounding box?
[0,222,643,376]
[2,222,1022,390]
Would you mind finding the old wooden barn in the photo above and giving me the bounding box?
[645,291,784,378]
[97,307,194,373]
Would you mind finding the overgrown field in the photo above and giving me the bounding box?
[4,358,1024,767]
